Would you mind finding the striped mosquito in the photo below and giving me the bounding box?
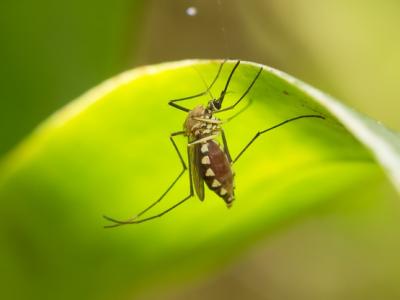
[103,60,324,227]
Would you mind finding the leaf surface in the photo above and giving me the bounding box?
[0,60,398,299]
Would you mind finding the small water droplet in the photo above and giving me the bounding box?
[186,6,198,16]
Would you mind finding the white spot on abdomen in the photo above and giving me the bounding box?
[212,179,221,187]
[201,156,210,165]
[201,143,208,153]
[220,188,227,196]
[205,168,215,177]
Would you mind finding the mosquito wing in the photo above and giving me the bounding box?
[189,143,205,200]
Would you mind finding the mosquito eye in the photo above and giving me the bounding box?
[214,100,221,110]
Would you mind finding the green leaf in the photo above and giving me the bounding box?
[0,60,398,299]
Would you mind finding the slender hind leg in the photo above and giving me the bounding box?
[169,60,226,112]
[232,115,325,164]
[103,131,193,227]
[220,129,232,163]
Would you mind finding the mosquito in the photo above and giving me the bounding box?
[103,60,325,228]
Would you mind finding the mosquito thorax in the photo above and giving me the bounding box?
[184,105,220,138]
[184,105,206,136]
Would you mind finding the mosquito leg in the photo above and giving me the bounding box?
[188,134,218,146]
[232,115,325,164]
[104,142,195,228]
[192,117,223,124]
[104,194,193,226]
[216,66,263,114]
[103,131,189,227]
[168,60,226,112]
[221,129,232,163]
[217,60,241,106]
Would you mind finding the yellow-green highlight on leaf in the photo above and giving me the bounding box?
[0,60,397,300]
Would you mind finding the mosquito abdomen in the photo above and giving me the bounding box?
[199,140,235,207]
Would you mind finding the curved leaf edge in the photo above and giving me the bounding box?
[1,59,399,194]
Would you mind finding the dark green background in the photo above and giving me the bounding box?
[0,0,145,155]
[1,1,400,299]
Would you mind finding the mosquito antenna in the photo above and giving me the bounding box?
[194,67,215,99]
[168,60,226,112]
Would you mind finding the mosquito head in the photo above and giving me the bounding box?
[207,98,222,112]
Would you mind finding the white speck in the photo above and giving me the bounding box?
[186,7,197,16]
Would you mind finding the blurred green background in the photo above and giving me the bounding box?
[1,0,400,299]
